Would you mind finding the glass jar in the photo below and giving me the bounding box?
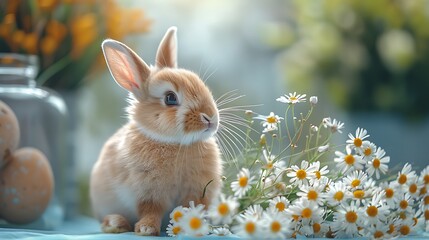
[0,53,72,229]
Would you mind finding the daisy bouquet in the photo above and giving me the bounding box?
[166,92,429,239]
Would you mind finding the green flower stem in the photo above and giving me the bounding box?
[36,54,72,86]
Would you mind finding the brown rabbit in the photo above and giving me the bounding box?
[90,27,222,236]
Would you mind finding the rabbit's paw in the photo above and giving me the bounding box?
[135,219,159,236]
[101,214,132,233]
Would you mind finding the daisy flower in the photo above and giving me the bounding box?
[317,144,329,153]
[379,181,402,208]
[261,149,285,172]
[242,204,264,220]
[285,198,324,223]
[343,170,368,190]
[367,147,390,179]
[363,223,390,239]
[397,163,417,189]
[419,165,429,186]
[297,183,325,206]
[364,193,389,225]
[406,178,423,198]
[268,196,290,213]
[398,219,415,236]
[287,160,317,187]
[169,205,188,223]
[166,222,182,237]
[332,201,364,237]
[260,208,291,238]
[334,147,365,174]
[346,127,370,152]
[208,194,239,225]
[254,112,283,132]
[300,220,328,238]
[232,213,262,238]
[231,168,255,197]
[211,227,232,236]
[322,117,345,134]
[309,161,330,185]
[360,141,376,161]
[178,201,209,236]
[351,187,372,205]
[276,92,307,104]
[324,181,351,206]
[397,193,414,213]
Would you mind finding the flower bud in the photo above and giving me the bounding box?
[310,96,318,106]
[259,134,266,146]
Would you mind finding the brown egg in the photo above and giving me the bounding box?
[0,147,54,224]
[0,101,20,165]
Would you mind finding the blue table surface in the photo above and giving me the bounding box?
[0,216,428,239]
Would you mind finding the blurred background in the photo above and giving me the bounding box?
[1,0,429,217]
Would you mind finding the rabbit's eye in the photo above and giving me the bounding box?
[165,91,178,106]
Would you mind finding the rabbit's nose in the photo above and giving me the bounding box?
[200,113,217,130]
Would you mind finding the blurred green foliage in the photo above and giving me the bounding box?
[270,0,429,120]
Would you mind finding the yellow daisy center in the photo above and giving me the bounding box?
[308,190,318,200]
[313,223,321,234]
[292,215,300,221]
[271,221,281,233]
[409,184,417,194]
[172,226,181,235]
[374,230,384,239]
[421,187,427,196]
[354,138,363,147]
[345,211,358,223]
[173,211,183,222]
[239,176,248,187]
[218,203,229,216]
[245,222,256,234]
[290,96,298,102]
[344,154,355,165]
[366,206,378,217]
[296,169,307,180]
[353,190,365,199]
[275,182,286,191]
[276,202,286,212]
[399,200,408,209]
[385,188,394,198]
[424,175,429,185]
[302,207,312,219]
[387,224,395,234]
[424,196,429,205]
[398,174,407,185]
[400,211,407,220]
[351,179,361,188]
[400,225,410,235]
[189,217,202,230]
[424,210,429,221]
[315,171,321,179]
[334,191,344,201]
[266,161,274,169]
[266,116,277,124]
[373,158,381,168]
[413,217,418,226]
[364,147,372,156]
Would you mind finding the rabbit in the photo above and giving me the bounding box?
[90,27,223,236]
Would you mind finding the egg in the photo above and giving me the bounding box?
[0,101,20,166]
[0,147,54,224]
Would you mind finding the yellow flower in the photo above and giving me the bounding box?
[71,13,98,58]
[37,0,59,12]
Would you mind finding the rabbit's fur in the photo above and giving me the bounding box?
[90,27,222,236]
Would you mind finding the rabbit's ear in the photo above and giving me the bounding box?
[102,39,150,92]
[155,26,178,68]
